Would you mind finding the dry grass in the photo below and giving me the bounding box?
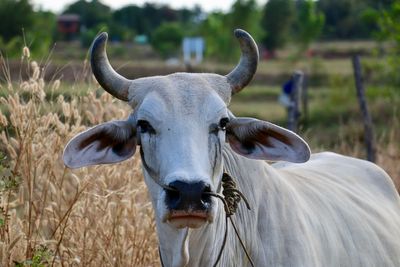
[301,113,400,189]
[0,54,159,266]
[334,120,400,189]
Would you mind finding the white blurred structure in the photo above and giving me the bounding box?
[182,37,205,64]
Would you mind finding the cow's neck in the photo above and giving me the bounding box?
[220,147,315,266]
[154,199,236,266]
[146,147,300,267]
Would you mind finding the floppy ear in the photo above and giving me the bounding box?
[63,120,137,168]
[226,117,310,163]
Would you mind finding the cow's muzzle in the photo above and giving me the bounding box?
[164,180,213,228]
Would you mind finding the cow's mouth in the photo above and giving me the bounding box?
[167,211,211,228]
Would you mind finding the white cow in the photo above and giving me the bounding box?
[63,29,400,267]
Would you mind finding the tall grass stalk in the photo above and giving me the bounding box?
[0,50,159,266]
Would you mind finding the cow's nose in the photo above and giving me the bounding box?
[165,180,212,211]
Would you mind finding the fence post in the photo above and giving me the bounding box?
[287,71,303,132]
[352,55,376,162]
[301,73,309,125]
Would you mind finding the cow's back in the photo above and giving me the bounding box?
[273,152,400,266]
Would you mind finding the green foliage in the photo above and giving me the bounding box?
[28,11,57,56]
[14,245,51,267]
[80,24,108,48]
[113,3,201,38]
[80,22,133,47]
[64,1,202,48]
[200,12,234,61]
[201,0,262,61]
[0,0,34,42]
[294,0,325,52]
[0,36,24,58]
[0,1,55,58]
[108,22,134,42]
[113,5,145,34]
[377,0,400,85]
[230,0,262,39]
[261,0,295,54]
[63,0,111,29]
[317,0,382,39]
[151,23,184,58]
[378,1,400,46]
[360,7,380,33]
[0,0,52,58]
[0,152,20,192]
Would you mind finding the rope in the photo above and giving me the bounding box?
[204,172,255,267]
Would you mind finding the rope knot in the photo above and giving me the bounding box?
[221,173,251,216]
[221,173,242,216]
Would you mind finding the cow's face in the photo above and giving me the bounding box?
[63,30,311,229]
[133,75,229,228]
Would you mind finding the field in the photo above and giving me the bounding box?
[0,43,399,265]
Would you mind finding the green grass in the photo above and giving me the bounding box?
[231,83,399,150]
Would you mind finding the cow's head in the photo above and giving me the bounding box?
[63,29,310,229]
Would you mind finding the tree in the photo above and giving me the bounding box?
[200,12,232,60]
[0,1,56,58]
[377,0,400,84]
[113,5,145,34]
[113,3,197,39]
[0,0,34,42]
[200,0,262,61]
[261,0,295,55]
[151,22,184,58]
[364,0,394,11]
[29,10,56,55]
[230,0,262,39]
[294,0,325,52]
[142,3,174,37]
[63,0,111,29]
[317,0,385,39]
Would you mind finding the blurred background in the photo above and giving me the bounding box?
[2,0,397,157]
[0,1,399,265]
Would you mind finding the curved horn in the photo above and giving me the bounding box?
[226,29,259,94]
[90,32,131,101]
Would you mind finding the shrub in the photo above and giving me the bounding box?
[151,22,184,58]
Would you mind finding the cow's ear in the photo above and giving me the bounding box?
[63,120,137,168]
[226,117,310,163]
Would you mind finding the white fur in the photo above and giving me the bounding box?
[154,150,400,267]
[64,72,400,267]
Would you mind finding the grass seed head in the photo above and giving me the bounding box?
[22,46,30,58]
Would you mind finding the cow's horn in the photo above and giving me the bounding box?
[90,32,131,101]
[226,29,259,94]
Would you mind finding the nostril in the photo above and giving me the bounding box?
[201,184,212,205]
[204,184,212,193]
[165,186,180,209]
[167,186,180,199]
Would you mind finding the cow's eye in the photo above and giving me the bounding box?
[219,118,229,131]
[137,120,155,134]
